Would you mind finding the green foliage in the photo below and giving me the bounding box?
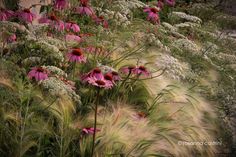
[2,0,19,11]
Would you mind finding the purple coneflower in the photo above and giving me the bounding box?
[106,71,121,82]
[76,0,94,16]
[0,9,14,21]
[120,65,136,75]
[82,68,103,82]
[133,66,150,77]
[53,0,68,10]
[104,73,113,83]
[111,71,121,81]
[39,14,57,24]
[53,20,65,31]
[157,0,164,9]
[28,67,49,81]
[65,21,80,33]
[17,9,36,23]
[93,16,108,29]
[81,68,114,89]
[143,7,160,24]
[39,14,65,31]
[165,0,175,7]
[87,77,113,89]
[82,127,100,134]
[67,48,86,63]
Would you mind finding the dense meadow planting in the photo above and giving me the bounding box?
[0,0,236,156]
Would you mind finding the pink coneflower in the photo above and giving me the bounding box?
[157,0,164,9]
[17,9,36,23]
[39,14,65,31]
[28,67,49,81]
[0,9,14,21]
[67,48,86,63]
[143,7,160,24]
[111,71,121,81]
[7,34,16,43]
[165,0,175,7]
[39,14,57,23]
[104,73,113,83]
[87,77,113,89]
[65,34,81,42]
[93,16,108,29]
[76,0,94,16]
[65,21,80,33]
[120,65,136,75]
[53,20,65,31]
[82,127,100,134]
[53,0,68,10]
[83,68,104,81]
[105,71,120,82]
[133,66,150,76]
[81,68,116,89]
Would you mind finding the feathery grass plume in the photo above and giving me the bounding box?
[80,85,218,157]
[82,103,157,157]
[0,78,53,157]
[143,76,218,156]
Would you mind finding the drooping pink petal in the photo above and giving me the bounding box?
[17,9,36,23]
[53,0,68,10]
[65,22,80,33]
[27,67,49,81]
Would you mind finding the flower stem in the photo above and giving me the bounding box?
[72,62,76,80]
[91,88,100,157]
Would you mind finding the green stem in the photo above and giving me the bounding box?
[91,88,100,157]
[72,62,76,80]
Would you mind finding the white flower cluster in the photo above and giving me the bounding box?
[10,36,65,64]
[172,39,200,54]
[146,33,164,48]
[202,42,219,55]
[39,37,66,50]
[162,22,178,32]
[34,40,65,63]
[22,57,41,66]
[212,53,236,64]
[95,7,131,27]
[41,77,81,104]
[171,31,187,39]
[42,66,67,77]
[161,22,187,39]
[96,0,146,27]
[113,0,146,11]
[114,12,131,26]
[202,42,236,64]
[175,22,201,29]
[171,12,202,24]
[156,54,194,81]
[0,21,31,35]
